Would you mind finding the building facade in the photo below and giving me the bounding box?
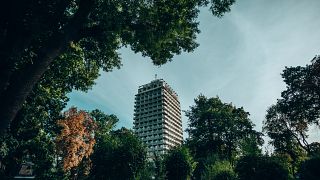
[133,79,183,156]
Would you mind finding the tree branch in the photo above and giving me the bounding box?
[0,0,95,134]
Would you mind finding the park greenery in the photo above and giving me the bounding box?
[0,0,320,179]
[0,56,319,179]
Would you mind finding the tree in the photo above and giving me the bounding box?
[0,0,236,133]
[263,104,308,171]
[235,155,289,180]
[90,109,119,138]
[263,56,320,170]
[90,128,147,180]
[164,146,196,180]
[0,51,99,178]
[238,134,263,156]
[280,56,320,126]
[186,95,263,161]
[56,107,96,178]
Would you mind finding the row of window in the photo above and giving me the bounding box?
[134,108,162,116]
[134,117,162,125]
[134,105,162,113]
[134,112,163,119]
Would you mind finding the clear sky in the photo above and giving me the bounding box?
[67,0,320,142]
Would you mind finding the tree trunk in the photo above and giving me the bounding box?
[0,0,94,134]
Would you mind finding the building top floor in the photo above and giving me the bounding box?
[137,79,178,100]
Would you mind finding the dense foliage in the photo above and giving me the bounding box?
[90,128,147,180]
[164,146,196,180]
[202,158,236,180]
[186,95,263,161]
[235,155,289,180]
[0,50,99,178]
[0,0,236,133]
[263,56,320,176]
[56,108,96,176]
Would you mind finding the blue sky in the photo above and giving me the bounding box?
[67,0,320,142]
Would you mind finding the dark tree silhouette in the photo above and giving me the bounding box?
[0,0,235,133]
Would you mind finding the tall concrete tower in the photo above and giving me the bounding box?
[133,79,183,156]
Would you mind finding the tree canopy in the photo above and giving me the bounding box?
[280,56,320,126]
[263,56,320,156]
[263,56,320,177]
[164,146,196,180]
[90,128,147,180]
[186,95,263,161]
[0,50,100,178]
[0,0,235,133]
[56,108,96,174]
[235,155,289,180]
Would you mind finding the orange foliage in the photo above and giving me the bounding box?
[56,107,97,172]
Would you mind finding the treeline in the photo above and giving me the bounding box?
[0,57,319,179]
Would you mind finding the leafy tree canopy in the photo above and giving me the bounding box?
[0,0,235,133]
[0,50,99,178]
[235,155,289,180]
[263,56,320,157]
[90,127,147,180]
[186,95,263,161]
[164,146,196,180]
[90,109,119,138]
[56,108,96,173]
[280,56,320,126]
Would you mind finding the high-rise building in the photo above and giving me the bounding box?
[133,79,183,156]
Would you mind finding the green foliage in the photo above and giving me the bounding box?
[298,157,320,180]
[263,57,320,178]
[264,104,309,156]
[235,155,289,180]
[280,56,320,126]
[186,95,263,161]
[238,135,263,156]
[263,56,320,157]
[202,159,236,180]
[0,0,236,132]
[0,47,100,178]
[153,153,166,180]
[164,146,196,180]
[90,109,119,138]
[308,142,320,157]
[135,161,155,180]
[212,171,236,180]
[90,128,147,180]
